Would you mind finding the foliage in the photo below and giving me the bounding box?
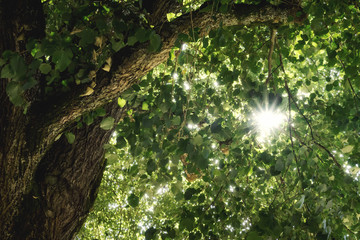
[1,0,359,239]
[75,1,360,239]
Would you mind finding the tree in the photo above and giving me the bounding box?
[0,0,359,239]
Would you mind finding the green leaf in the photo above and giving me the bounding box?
[78,28,96,46]
[22,77,37,90]
[341,145,353,153]
[166,12,176,22]
[145,227,157,240]
[171,116,181,125]
[52,49,73,72]
[148,31,161,52]
[6,81,24,106]
[65,132,75,144]
[100,117,115,130]
[179,216,195,231]
[111,39,125,52]
[116,136,127,148]
[1,64,13,78]
[39,63,52,74]
[146,159,157,175]
[128,193,139,207]
[10,55,27,80]
[95,108,106,117]
[142,102,149,110]
[197,156,209,169]
[118,97,126,107]
[193,135,203,146]
[127,36,138,46]
[105,153,118,165]
[135,28,150,43]
[275,158,284,172]
[246,231,262,240]
[83,114,94,125]
[211,118,223,133]
[184,188,196,200]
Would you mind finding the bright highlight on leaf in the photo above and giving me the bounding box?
[65,132,75,144]
[253,107,285,142]
[118,97,126,108]
[100,117,115,130]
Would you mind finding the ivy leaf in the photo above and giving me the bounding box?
[118,97,126,108]
[341,145,354,153]
[1,64,14,78]
[22,77,37,90]
[10,55,27,80]
[142,102,149,110]
[135,28,150,43]
[128,193,139,207]
[193,135,203,146]
[127,36,138,46]
[95,108,106,117]
[39,63,52,74]
[65,132,75,144]
[171,116,181,125]
[179,216,195,231]
[111,39,125,52]
[145,227,157,240]
[197,156,209,169]
[78,28,96,46]
[52,49,73,72]
[148,31,161,52]
[100,117,115,130]
[6,81,24,106]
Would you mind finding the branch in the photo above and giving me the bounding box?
[278,45,341,169]
[29,1,300,164]
[266,28,277,85]
[285,81,303,181]
[313,141,341,168]
[205,185,224,213]
[339,59,360,110]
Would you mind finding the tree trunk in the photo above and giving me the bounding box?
[0,0,300,239]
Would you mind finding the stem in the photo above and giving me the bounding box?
[266,28,277,85]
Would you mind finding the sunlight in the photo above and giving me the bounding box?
[253,107,285,142]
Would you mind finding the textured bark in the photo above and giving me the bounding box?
[0,0,45,238]
[13,101,125,240]
[0,0,301,239]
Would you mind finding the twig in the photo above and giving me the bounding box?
[278,45,341,169]
[204,185,224,212]
[339,59,360,111]
[313,141,341,168]
[343,223,356,236]
[284,82,315,139]
[286,80,302,180]
[266,28,277,85]
[264,63,282,84]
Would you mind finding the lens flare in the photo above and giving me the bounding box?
[253,107,285,142]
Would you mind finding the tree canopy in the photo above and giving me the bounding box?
[1,0,360,239]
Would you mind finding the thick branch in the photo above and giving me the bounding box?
[13,101,126,239]
[31,1,297,158]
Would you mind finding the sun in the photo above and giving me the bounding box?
[253,107,285,142]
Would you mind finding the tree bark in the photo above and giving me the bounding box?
[0,0,301,239]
